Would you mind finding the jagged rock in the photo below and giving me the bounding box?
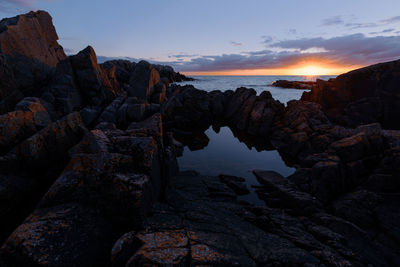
[247,91,284,135]
[162,85,213,130]
[302,59,400,129]
[0,10,65,67]
[3,112,87,172]
[70,46,121,106]
[0,99,51,154]
[44,58,83,117]
[128,60,160,100]
[0,11,66,97]
[97,92,127,124]
[101,60,136,85]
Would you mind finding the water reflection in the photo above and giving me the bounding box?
[176,126,295,205]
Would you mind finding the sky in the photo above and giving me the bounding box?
[1,0,400,75]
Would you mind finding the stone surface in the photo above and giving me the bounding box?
[0,11,66,67]
[302,59,400,129]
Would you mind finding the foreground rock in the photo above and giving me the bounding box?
[110,171,400,266]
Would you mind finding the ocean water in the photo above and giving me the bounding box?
[175,75,335,205]
[178,75,335,104]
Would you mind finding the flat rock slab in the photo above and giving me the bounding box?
[112,172,326,266]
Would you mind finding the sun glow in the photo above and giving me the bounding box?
[291,65,332,76]
[183,62,360,76]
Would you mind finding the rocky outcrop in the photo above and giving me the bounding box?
[70,46,121,107]
[1,9,400,267]
[272,80,316,89]
[0,10,66,67]
[0,113,179,266]
[0,11,66,110]
[162,85,284,135]
[302,59,400,129]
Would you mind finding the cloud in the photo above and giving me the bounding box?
[165,33,400,72]
[369,28,395,35]
[230,41,243,47]
[381,16,400,24]
[288,29,297,35]
[262,36,273,44]
[322,14,400,30]
[322,16,344,26]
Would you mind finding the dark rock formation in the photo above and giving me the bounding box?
[0,10,66,67]
[302,59,400,129]
[272,80,316,89]
[0,9,400,267]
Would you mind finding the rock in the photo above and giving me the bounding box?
[97,92,127,124]
[4,112,87,172]
[0,11,66,67]
[162,85,213,130]
[128,60,160,100]
[247,91,284,135]
[0,100,51,154]
[44,58,83,117]
[219,174,250,195]
[310,160,346,203]
[79,106,102,126]
[271,80,316,89]
[225,87,256,120]
[101,60,136,85]
[253,170,322,214]
[70,46,121,106]
[302,59,400,129]
[0,11,66,97]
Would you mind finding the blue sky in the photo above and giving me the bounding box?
[1,0,400,74]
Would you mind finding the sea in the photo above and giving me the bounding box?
[175,75,335,205]
[177,75,335,104]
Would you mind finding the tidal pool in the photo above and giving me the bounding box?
[177,126,295,205]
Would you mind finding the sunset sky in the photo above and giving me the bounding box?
[1,0,400,75]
